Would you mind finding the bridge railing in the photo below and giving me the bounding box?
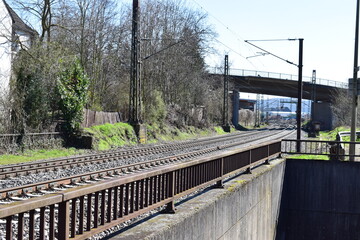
[3,139,358,239]
[282,139,360,161]
[208,67,348,89]
[0,140,281,240]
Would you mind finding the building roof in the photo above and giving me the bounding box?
[3,0,36,36]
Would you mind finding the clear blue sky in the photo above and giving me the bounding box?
[186,0,357,83]
[13,0,356,83]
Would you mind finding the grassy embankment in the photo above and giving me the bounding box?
[84,122,233,151]
[0,148,85,165]
[0,123,234,165]
[286,126,353,160]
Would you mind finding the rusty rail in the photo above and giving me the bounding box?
[0,130,259,179]
[0,130,286,200]
[0,140,281,240]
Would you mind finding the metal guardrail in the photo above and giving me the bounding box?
[336,131,360,141]
[0,132,61,137]
[208,67,348,89]
[282,139,360,161]
[0,140,281,240]
[0,132,63,152]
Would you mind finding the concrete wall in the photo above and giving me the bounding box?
[108,159,285,240]
[312,102,333,130]
[232,90,239,128]
[276,159,360,240]
[0,0,12,98]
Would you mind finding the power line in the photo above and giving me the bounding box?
[210,36,259,69]
[189,0,262,68]
[245,40,298,67]
[190,0,245,42]
[245,38,299,42]
[212,37,246,59]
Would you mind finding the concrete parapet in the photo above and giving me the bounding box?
[276,159,360,240]
[108,159,285,240]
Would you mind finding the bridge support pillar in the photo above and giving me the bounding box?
[231,90,240,128]
[312,102,333,130]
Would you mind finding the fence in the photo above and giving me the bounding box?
[0,140,281,240]
[208,67,348,89]
[0,132,63,153]
[282,139,360,161]
[82,109,122,128]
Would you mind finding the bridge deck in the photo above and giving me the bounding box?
[210,72,346,102]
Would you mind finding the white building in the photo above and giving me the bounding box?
[0,0,35,99]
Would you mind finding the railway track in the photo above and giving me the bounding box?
[0,130,262,179]
[0,128,294,203]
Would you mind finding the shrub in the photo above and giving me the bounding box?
[57,59,89,134]
[145,90,167,125]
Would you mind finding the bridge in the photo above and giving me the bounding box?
[209,68,347,102]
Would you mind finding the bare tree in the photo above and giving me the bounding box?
[331,89,352,127]
[9,0,58,42]
[239,109,255,127]
[6,0,223,129]
[139,0,215,124]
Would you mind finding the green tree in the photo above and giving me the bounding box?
[14,68,48,129]
[57,59,89,134]
[11,42,73,133]
[145,90,167,125]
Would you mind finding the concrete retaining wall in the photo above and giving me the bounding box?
[276,159,360,240]
[107,159,286,240]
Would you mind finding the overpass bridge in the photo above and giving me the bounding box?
[209,68,347,102]
[208,68,348,130]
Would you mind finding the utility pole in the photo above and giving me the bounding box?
[222,55,230,132]
[296,39,304,152]
[260,95,264,124]
[311,70,316,121]
[266,96,269,124]
[244,38,303,150]
[350,0,360,161]
[129,0,140,124]
[129,0,146,143]
[255,94,260,127]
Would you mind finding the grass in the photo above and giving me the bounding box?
[0,123,237,165]
[0,148,85,165]
[286,154,329,160]
[84,122,237,151]
[319,126,360,141]
[146,124,227,144]
[84,122,138,150]
[319,126,350,140]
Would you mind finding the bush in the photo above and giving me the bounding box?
[57,59,89,134]
[145,90,167,125]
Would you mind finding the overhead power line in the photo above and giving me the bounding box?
[244,40,298,67]
[189,0,261,68]
[245,38,299,42]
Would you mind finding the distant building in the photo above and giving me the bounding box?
[0,0,36,98]
[239,99,256,111]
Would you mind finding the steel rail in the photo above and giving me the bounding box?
[0,139,284,240]
[0,129,293,201]
[0,130,265,179]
